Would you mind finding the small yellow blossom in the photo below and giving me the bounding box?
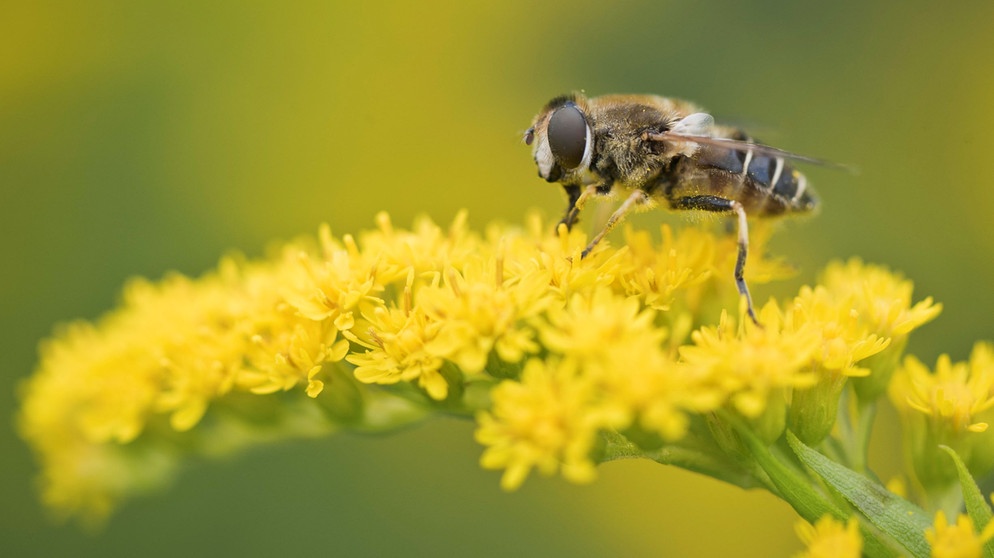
[926,511,994,558]
[346,300,450,400]
[499,215,622,301]
[795,516,863,558]
[358,211,482,281]
[618,221,793,320]
[681,302,821,420]
[821,258,942,338]
[541,288,663,372]
[819,259,941,401]
[278,223,381,330]
[890,342,994,490]
[896,353,994,434]
[475,358,619,490]
[785,283,892,443]
[18,251,354,522]
[787,285,890,376]
[416,261,548,373]
[616,224,714,312]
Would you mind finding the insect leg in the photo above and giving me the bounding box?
[560,184,601,230]
[670,195,758,325]
[580,189,649,258]
[559,185,581,229]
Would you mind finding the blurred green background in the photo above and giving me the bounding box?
[3,1,993,556]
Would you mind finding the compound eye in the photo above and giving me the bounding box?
[547,104,588,170]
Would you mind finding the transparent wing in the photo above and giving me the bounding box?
[647,123,854,172]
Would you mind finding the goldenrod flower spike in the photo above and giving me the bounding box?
[16,210,978,558]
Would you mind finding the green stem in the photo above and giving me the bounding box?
[852,398,878,474]
[602,430,768,491]
[719,410,848,523]
[836,385,876,473]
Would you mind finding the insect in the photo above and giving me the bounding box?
[524,93,821,324]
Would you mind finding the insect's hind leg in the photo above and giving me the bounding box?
[670,195,759,325]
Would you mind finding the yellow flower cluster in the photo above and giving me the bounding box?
[795,516,863,558]
[821,259,942,339]
[793,493,994,558]
[18,255,350,520]
[926,510,994,558]
[18,212,942,521]
[890,342,994,492]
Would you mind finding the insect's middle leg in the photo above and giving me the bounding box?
[670,195,758,325]
[580,189,649,258]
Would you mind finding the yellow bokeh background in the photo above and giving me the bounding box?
[3,1,993,555]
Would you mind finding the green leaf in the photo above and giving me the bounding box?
[788,431,932,558]
[734,425,901,557]
[939,445,994,558]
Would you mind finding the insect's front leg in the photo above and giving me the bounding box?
[558,185,582,230]
[670,195,758,325]
[558,183,604,230]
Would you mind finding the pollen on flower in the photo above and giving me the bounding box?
[794,516,862,558]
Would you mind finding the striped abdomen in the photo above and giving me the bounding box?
[667,135,818,217]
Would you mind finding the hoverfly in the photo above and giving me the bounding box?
[524,93,823,324]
